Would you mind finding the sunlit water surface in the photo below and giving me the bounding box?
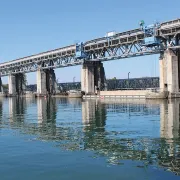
[0,97,180,180]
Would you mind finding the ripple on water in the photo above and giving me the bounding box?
[0,98,180,179]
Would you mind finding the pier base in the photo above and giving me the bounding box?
[8,73,26,96]
[159,49,179,98]
[37,70,47,96]
[81,61,106,94]
[8,75,16,96]
[37,69,58,96]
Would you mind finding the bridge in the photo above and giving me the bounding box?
[0,18,180,97]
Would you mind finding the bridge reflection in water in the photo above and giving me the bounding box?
[2,97,180,175]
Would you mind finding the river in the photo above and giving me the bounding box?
[0,97,180,179]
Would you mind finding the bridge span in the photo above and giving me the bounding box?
[0,18,180,97]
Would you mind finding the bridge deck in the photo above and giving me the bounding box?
[0,18,180,76]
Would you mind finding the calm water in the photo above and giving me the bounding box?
[0,97,180,180]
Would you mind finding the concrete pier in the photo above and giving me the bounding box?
[8,74,17,95]
[37,69,57,96]
[37,70,47,96]
[81,61,106,94]
[46,69,57,95]
[8,73,26,96]
[159,54,167,92]
[166,50,179,93]
[159,49,180,98]
[16,73,26,95]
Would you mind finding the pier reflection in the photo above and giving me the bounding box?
[160,99,180,139]
[5,97,180,175]
[82,100,106,128]
[81,99,180,173]
[9,97,27,123]
[37,97,57,138]
[159,99,180,174]
[37,97,57,124]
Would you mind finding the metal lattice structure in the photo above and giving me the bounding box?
[57,77,160,91]
[59,82,81,91]
[106,77,159,90]
[0,19,180,76]
[27,77,159,92]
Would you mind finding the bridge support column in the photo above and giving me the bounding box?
[166,50,179,93]
[16,73,26,95]
[159,54,167,92]
[37,70,47,96]
[81,61,106,94]
[159,50,180,97]
[46,69,57,95]
[37,69,57,96]
[8,74,16,95]
[8,74,26,96]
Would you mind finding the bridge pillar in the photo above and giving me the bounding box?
[8,73,26,96]
[159,50,179,96]
[166,50,179,93]
[8,74,16,95]
[16,73,26,95]
[81,61,105,94]
[37,69,47,96]
[46,69,57,95]
[159,54,167,92]
[37,69,57,96]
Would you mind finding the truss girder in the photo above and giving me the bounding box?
[0,19,180,76]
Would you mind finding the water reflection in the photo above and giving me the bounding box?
[37,97,57,124]
[159,99,180,174]
[82,100,106,128]
[160,99,180,139]
[4,97,180,175]
[9,97,27,123]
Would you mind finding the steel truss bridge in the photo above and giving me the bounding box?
[0,18,180,76]
[27,77,159,91]
[59,77,159,91]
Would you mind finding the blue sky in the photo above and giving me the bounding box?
[0,0,179,84]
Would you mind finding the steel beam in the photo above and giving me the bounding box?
[0,18,180,76]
